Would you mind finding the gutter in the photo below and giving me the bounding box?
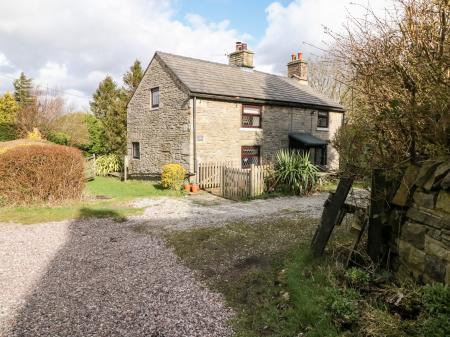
[192,96,197,176]
[190,92,346,113]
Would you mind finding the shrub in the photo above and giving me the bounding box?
[327,288,359,328]
[345,267,371,288]
[95,154,123,176]
[47,131,71,145]
[422,283,450,315]
[26,127,43,140]
[273,149,319,195]
[0,144,85,205]
[161,163,186,190]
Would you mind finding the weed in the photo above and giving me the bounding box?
[345,267,371,288]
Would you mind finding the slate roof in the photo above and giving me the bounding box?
[156,51,345,112]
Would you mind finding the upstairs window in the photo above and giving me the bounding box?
[132,142,140,159]
[151,87,160,108]
[241,104,262,128]
[241,146,260,168]
[317,111,329,129]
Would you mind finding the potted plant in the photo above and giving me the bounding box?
[183,179,191,192]
[191,183,200,193]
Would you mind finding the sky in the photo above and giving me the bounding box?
[0,0,390,111]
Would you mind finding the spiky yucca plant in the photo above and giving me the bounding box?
[274,149,319,195]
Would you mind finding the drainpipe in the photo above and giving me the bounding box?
[192,96,197,176]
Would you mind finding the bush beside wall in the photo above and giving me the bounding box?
[0,143,85,206]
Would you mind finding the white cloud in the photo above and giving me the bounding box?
[0,0,393,110]
[255,0,392,74]
[0,0,245,110]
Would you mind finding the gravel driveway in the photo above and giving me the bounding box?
[0,193,327,337]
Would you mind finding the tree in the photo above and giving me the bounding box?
[13,72,34,107]
[0,92,19,141]
[328,0,449,174]
[89,76,127,154]
[123,59,143,98]
[15,90,66,138]
[53,112,91,148]
[83,114,108,155]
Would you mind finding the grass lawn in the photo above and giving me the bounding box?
[0,176,181,224]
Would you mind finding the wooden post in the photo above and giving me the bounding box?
[249,164,254,198]
[123,155,128,182]
[311,176,354,257]
[368,169,386,263]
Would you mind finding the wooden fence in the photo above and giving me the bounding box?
[85,155,96,181]
[198,161,232,189]
[198,161,269,200]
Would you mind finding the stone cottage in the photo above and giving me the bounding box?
[127,42,345,178]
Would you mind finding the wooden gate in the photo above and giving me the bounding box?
[198,161,268,200]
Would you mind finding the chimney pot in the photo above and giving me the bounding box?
[288,52,308,85]
[229,42,254,68]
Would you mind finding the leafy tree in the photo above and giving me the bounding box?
[123,59,143,98]
[0,92,19,141]
[327,0,449,175]
[53,112,90,148]
[13,72,34,107]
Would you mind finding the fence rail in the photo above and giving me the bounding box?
[198,161,269,200]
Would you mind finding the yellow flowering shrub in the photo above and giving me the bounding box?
[161,163,186,190]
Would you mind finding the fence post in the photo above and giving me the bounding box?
[221,165,225,196]
[249,164,254,198]
[93,154,96,177]
[124,155,128,181]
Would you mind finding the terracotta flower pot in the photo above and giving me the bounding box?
[183,183,191,192]
[191,183,200,193]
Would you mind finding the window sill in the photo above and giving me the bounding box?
[316,127,329,132]
[150,106,160,111]
[240,127,263,131]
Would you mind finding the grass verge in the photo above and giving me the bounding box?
[166,217,449,337]
[0,176,181,224]
[166,217,341,337]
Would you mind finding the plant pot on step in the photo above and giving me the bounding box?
[191,183,200,193]
[183,183,192,192]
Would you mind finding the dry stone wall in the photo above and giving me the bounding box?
[391,159,450,284]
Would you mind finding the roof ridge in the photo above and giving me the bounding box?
[156,50,289,79]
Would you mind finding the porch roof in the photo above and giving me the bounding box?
[288,132,328,147]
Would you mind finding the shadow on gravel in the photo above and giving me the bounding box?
[5,208,232,337]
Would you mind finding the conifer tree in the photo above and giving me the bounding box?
[123,60,143,98]
[13,72,34,107]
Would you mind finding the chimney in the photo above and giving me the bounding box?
[287,51,308,85]
[228,41,254,68]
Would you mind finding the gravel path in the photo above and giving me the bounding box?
[0,193,327,337]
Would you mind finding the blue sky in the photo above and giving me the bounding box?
[173,0,291,41]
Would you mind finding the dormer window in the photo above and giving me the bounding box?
[151,87,160,108]
[241,104,262,128]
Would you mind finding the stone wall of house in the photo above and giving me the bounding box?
[391,160,450,284]
[194,98,343,169]
[127,55,191,176]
